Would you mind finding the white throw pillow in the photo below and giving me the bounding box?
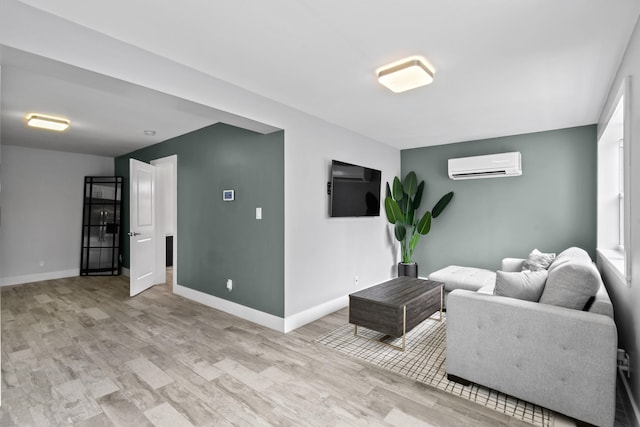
[522,248,556,271]
[494,270,548,302]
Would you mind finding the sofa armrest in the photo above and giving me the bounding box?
[501,257,525,271]
[446,290,617,427]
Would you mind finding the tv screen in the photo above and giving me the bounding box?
[329,160,381,217]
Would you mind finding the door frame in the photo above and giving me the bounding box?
[150,155,178,290]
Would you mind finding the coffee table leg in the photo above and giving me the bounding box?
[439,286,443,321]
[401,305,406,351]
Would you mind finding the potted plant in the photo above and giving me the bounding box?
[384,171,454,277]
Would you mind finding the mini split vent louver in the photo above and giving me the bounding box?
[448,152,522,180]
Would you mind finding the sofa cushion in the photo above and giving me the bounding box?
[521,249,556,271]
[539,260,601,310]
[477,284,495,294]
[428,265,496,293]
[494,270,548,301]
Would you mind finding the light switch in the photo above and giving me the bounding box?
[256,207,262,220]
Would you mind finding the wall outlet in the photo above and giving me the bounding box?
[226,279,233,291]
[39,260,45,267]
[256,207,262,220]
[618,348,630,378]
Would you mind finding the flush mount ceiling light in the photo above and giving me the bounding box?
[25,113,70,131]
[377,56,434,93]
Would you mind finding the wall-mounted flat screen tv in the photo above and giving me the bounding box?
[329,160,381,217]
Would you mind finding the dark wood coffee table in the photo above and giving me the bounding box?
[349,277,443,351]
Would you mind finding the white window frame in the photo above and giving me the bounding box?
[618,138,624,249]
[597,77,630,287]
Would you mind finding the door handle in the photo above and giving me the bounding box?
[128,232,141,237]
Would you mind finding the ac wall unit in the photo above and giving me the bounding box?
[448,152,522,180]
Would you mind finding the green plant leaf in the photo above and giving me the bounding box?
[413,181,425,210]
[406,199,415,226]
[394,223,406,242]
[392,177,404,201]
[402,171,418,197]
[416,211,432,235]
[385,182,391,199]
[400,195,409,216]
[408,233,421,254]
[432,191,454,218]
[384,197,403,224]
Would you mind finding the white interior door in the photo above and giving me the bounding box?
[129,158,157,296]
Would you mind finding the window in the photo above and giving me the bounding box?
[597,88,627,284]
[618,138,624,249]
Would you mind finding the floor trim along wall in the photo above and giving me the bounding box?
[174,284,285,332]
[283,295,349,333]
[173,283,349,333]
[0,268,79,287]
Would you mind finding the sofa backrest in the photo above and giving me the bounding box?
[589,282,614,319]
[539,247,614,318]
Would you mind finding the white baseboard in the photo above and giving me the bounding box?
[283,295,348,333]
[173,284,348,333]
[174,284,286,332]
[0,269,79,287]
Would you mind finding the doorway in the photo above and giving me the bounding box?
[151,155,178,291]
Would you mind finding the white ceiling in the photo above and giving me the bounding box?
[0,46,280,157]
[3,0,640,157]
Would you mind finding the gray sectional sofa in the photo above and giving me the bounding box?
[444,247,618,427]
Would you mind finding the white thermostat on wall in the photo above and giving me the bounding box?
[223,190,235,201]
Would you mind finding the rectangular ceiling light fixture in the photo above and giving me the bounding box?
[25,113,70,131]
[377,56,434,93]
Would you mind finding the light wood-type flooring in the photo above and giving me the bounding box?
[0,274,634,426]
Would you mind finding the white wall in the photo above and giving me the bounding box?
[0,1,400,326]
[598,14,640,414]
[0,145,113,285]
[284,119,399,322]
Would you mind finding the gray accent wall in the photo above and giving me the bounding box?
[115,124,285,317]
[400,125,597,276]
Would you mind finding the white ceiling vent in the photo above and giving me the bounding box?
[448,152,522,180]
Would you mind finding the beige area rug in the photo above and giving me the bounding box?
[315,313,553,427]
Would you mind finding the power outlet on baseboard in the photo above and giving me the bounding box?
[618,348,630,378]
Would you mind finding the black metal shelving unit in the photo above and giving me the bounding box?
[80,176,123,275]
